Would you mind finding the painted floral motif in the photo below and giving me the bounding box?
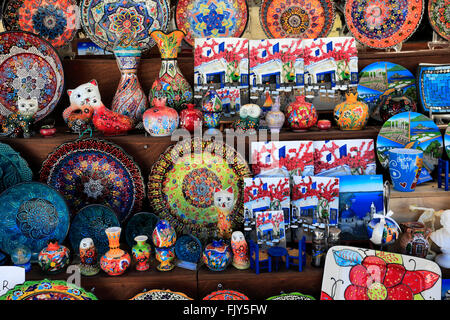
[16,199,58,240]
[203,289,249,300]
[428,0,450,41]
[2,0,23,31]
[32,5,67,39]
[131,289,192,300]
[109,7,145,35]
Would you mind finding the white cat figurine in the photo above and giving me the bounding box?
[1,97,39,138]
[214,187,235,239]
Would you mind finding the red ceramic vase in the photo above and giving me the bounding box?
[180,104,202,133]
[286,96,318,132]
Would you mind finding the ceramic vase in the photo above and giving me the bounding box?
[231,231,250,270]
[38,240,70,274]
[399,222,432,258]
[286,95,318,132]
[378,89,416,122]
[132,235,151,271]
[111,46,148,125]
[154,246,176,271]
[100,227,131,276]
[334,93,369,130]
[180,103,202,133]
[152,220,177,248]
[265,96,285,133]
[202,239,232,272]
[149,30,193,112]
[388,148,423,192]
[79,238,100,276]
[143,97,179,137]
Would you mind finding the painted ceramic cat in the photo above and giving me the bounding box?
[1,97,39,138]
[214,187,235,239]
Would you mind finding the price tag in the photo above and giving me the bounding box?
[0,266,25,296]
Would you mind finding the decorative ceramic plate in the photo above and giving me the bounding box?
[40,138,145,222]
[148,138,251,239]
[175,0,248,47]
[428,0,450,41]
[267,292,316,300]
[358,61,417,121]
[124,211,159,249]
[0,279,98,300]
[80,0,170,52]
[260,0,335,39]
[445,126,450,160]
[0,182,70,256]
[0,31,64,122]
[130,289,193,300]
[2,0,24,30]
[203,289,249,300]
[417,63,450,114]
[15,0,79,49]
[320,245,442,300]
[344,0,424,49]
[175,234,203,263]
[68,204,120,256]
[376,112,443,183]
[0,142,33,193]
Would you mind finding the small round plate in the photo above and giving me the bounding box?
[344,0,424,49]
[0,142,33,193]
[428,0,450,41]
[175,0,249,47]
[175,234,202,263]
[445,126,450,160]
[203,289,249,300]
[124,212,160,249]
[130,289,193,300]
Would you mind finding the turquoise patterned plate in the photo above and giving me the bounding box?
[0,142,33,193]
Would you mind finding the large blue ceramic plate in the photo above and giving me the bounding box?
[174,234,202,263]
[0,182,70,256]
[124,211,159,249]
[417,63,450,114]
[0,142,33,193]
[68,204,120,256]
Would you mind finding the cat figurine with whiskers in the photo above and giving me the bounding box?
[0,97,39,138]
[214,187,236,240]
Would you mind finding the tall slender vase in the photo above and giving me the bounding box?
[111,47,148,125]
[149,30,193,112]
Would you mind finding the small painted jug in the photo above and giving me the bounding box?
[265,96,285,133]
[202,239,232,271]
[334,93,369,130]
[399,222,432,258]
[79,237,100,276]
[231,231,250,270]
[132,235,151,271]
[38,239,70,274]
[143,97,179,137]
[286,95,317,132]
[100,227,131,276]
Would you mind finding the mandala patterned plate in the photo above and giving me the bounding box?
[124,211,160,249]
[148,138,251,239]
[175,234,202,263]
[203,290,249,300]
[80,0,170,52]
[2,0,24,31]
[344,0,424,49]
[0,182,70,256]
[0,31,64,122]
[0,142,33,193]
[0,279,98,300]
[68,204,120,256]
[428,0,450,41]
[175,0,248,47]
[260,0,335,39]
[39,138,145,222]
[267,292,316,300]
[130,289,193,300]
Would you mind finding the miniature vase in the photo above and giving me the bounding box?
[111,46,148,125]
[155,246,176,271]
[38,240,70,274]
[202,85,223,130]
[149,30,193,112]
[79,237,100,276]
[399,222,431,258]
[286,95,318,132]
[202,239,232,272]
[100,227,131,276]
[378,89,416,122]
[152,219,177,248]
[334,93,369,130]
[265,96,285,133]
[231,231,250,270]
[132,235,151,271]
[143,97,179,137]
[180,103,202,133]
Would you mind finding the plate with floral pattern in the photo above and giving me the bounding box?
[428,0,450,41]
[130,289,193,300]
[1,0,24,31]
[344,0,424,49]
[260,0,335,39]
[80,0,170,52]
[0,142,33,193]
[0,31,64,122]
[203,289,249,300]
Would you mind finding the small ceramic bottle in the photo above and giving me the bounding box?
[79,237,100,276]
[286,95,318,132]
[180,103,202,133]
[265,96,285,133]
[143,97,179,137]
[38,239,70,274]
[100,227,131,276]
[132,235,151,271]
[334,93,369,130]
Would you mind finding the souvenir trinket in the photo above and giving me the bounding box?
[311,229,326,268]
[202,85,223,130]
[152,220,176,271]
[79,237,100,276]
[214,187,235,239]
[388,148,423,192]
[39,124,57,137]
[174,234,202,265]
[286,96,318,132]
[417,63,450,115]
[367,210,400,246]
[100,227,131,276]
[399,222,431,258]
[11,245,32,272]
[202,239,232,271]
[38,240,70,274]
[233,104,262,134]
[231,231,250,270]
[180,104,202,133]
[317,119,332,130]
[154,246,176,272]
[0,97,38,138]
[143,97,179,137]
[62,104,94,137]
[132,235,151,271]
[334,93,369,131]
[430,210,450,268]
[265,96,285,133]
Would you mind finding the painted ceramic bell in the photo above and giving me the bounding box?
[231,231,250,270]
[100,227,131,276]
[143,97,179,137]
[378,89,416,122]
[132,235,151,271]
[286,95,318,132]
[202,239,232,271]
[334,93,369,130]
[180,103,202,133]
[11,245,32,272]
[155,246,176,271]
[152,219,177,248]
[399,222,431,258]
[265,96,285,133]
[233,103,262,134]
[38,239,70,274]
[367,211,400,245]
[79,237,100,276]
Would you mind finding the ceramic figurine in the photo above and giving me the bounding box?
[233,104,262,134]
[132,235,151,271]
[334,93,369,130]
[367,211,400,246]
[202,239,232,271]
[214,187,235,240]
[180,103,202,133]
[378,89,416,122]
[0,97,38,138]
[152,220,177,271]
[202,85,223,131]
[149,30,193,112]
[143,97,179,137]
[265,96,285,133]
[317,119,332,130]
[430,210,450,268]
[79,238,100,276]
[231,231,250,270]
[286,95,318,132]
[100,227,131,276]
[38,240,70,274]
[63,104,94,137]
[399,222,432,258]
[11,245,32,272]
